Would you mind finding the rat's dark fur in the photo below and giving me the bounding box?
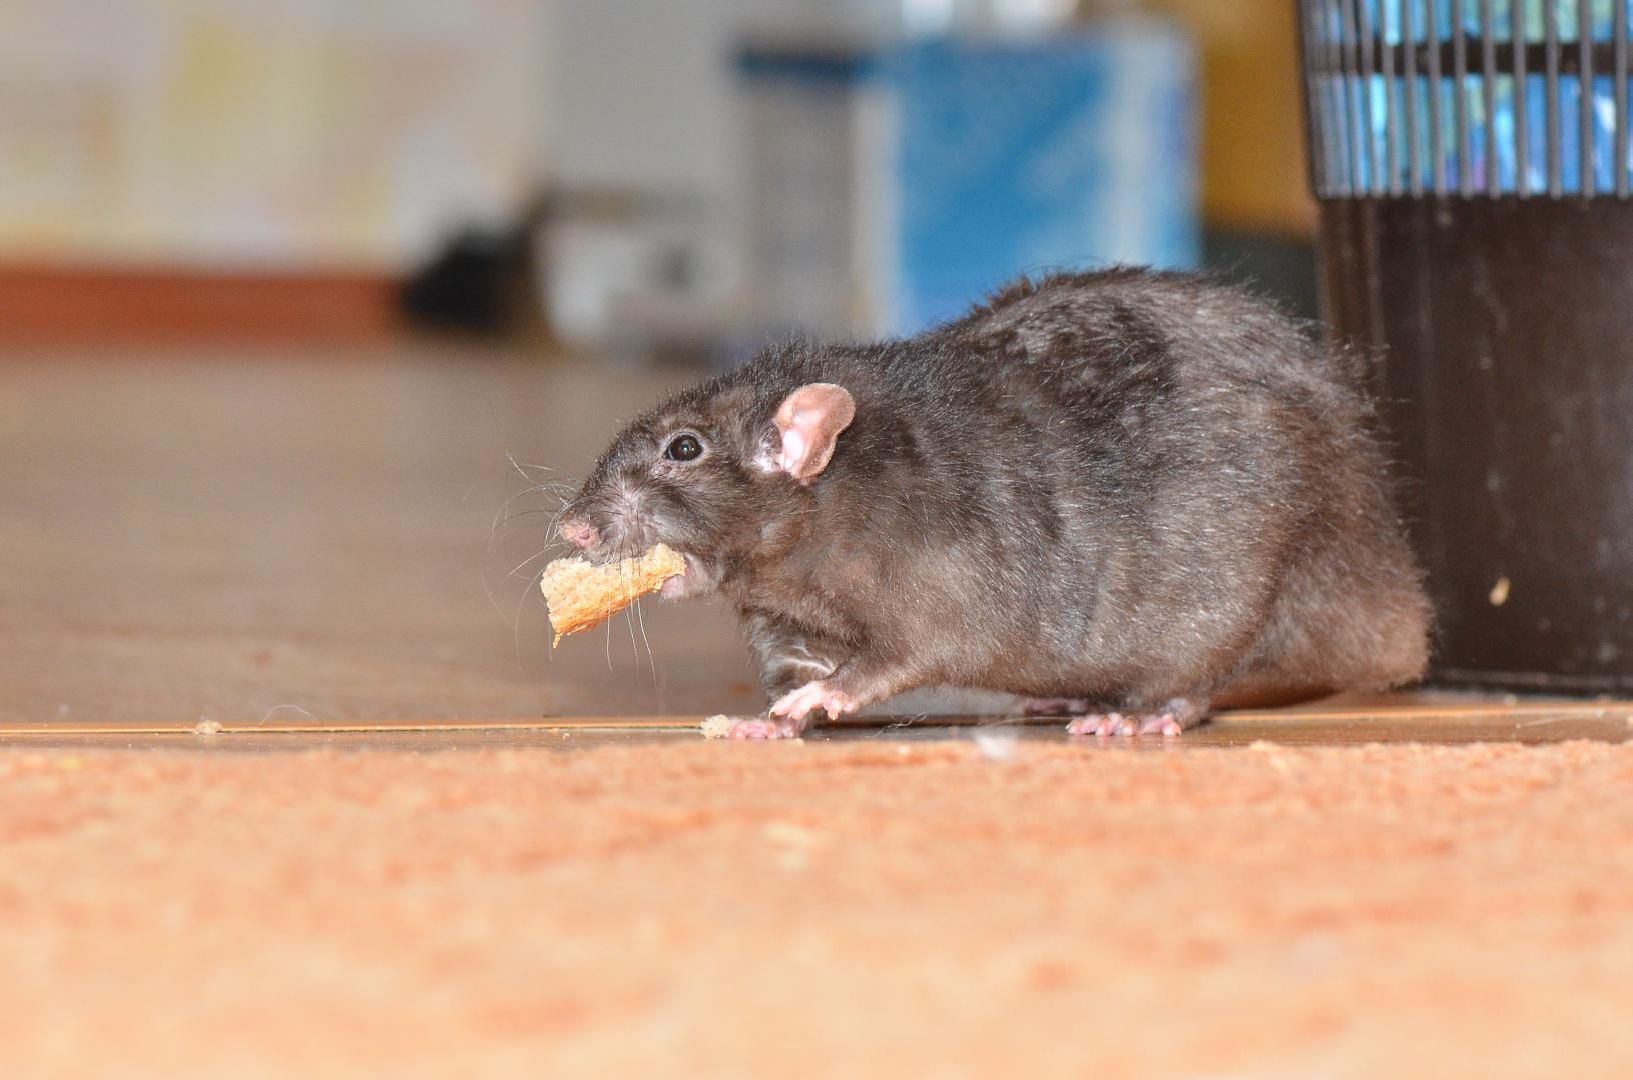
[561,269,1431,735]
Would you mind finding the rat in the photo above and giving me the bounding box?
[556,269,1431,738]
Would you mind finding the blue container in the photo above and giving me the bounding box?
[738,26,1198,339]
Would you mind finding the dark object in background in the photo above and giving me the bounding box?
[1298,0,1633,691]
[401,200,546,337]
[1202,229,1320,323]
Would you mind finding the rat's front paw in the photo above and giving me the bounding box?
[769,680,860,725]
[728,716,805,740]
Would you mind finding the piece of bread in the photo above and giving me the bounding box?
[701,714,735,739]
[539,543,686,646]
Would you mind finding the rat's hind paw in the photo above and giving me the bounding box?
[1066,698,1208,738]
[1065,710,1138,737]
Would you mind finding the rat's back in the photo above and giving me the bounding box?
[934,269,1430,705]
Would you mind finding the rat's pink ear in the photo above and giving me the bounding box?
[774,383,856,483]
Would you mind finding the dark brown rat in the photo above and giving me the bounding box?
[558,269,1431,738]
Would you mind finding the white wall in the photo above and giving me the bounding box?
[538,0,855,343]
[545,0,850,201]
[0,1,550,271]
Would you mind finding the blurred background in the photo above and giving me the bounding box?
[0,0,1319,726]
[0,0,1317,345]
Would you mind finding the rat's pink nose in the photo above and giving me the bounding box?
[559,517,597,550]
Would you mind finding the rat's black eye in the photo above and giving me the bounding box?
[663,433,703,462]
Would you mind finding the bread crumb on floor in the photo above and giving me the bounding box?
[192,719,224,736]
[701,715,735,739]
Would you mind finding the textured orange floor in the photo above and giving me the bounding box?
[5,737,1631,1078]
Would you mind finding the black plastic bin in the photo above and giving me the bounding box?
[1297,0,1633,691]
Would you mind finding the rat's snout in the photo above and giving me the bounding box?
[559,517,598,551]
[558,470,656,561]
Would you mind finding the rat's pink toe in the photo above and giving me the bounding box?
[729,716,806,740]
[1065,711,1130,737]
[820,690,859,717]
[729,719,778,739]
[731,715,806,741]
[1067,705,1200,739]
[769,682,827,722]
[1137,712,1184,737]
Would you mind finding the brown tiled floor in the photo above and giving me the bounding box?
[0,344,760,729]
[4,345,1630,1076]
